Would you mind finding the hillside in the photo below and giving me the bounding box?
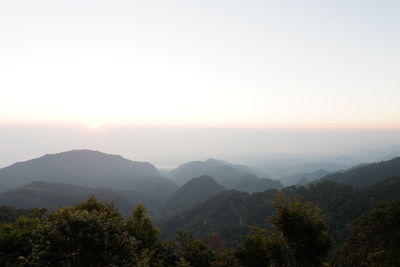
[158,189,278,245]
[280,169,330,186]
[0,150,177,198]
[320,157,400,187]
[234,173,283,193]
[159,174,400,245]
[169,158,282,192]
[0,181,134,216]
[254,157,348,179]
[163,175,225,214]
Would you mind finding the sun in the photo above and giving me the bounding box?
[89,121,100,129]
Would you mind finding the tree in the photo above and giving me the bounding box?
[176,231,216,267]
[206,233,225,250]
[234,226,272,267]
[0,216,41,266]
[127,203,160,250]
[271,194,332,266]
[212,249,241,267]
[29,196,138,266]
[335,201,400,266]
[234,194,332,267]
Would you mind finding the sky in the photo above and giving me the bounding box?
[1,1,400,167]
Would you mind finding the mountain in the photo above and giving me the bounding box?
[0,181,133,216]
[255,157,348,179]
[320,157,400,187]
[234,173,283,193]
[159,174,400,245]
[169,159,247,186]
[280,169,330,186]
[0,150,177,198]
[169,158,282,192]
[164,175,225,214]
[158,189,277,245]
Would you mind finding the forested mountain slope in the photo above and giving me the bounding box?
[164,175,225,214]
[320,157,400,187]
[159,175,400,245]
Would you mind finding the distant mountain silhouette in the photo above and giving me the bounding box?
[234,173,283,193]
[320,157,400,187]
[255,157,348,179]
[280,169,330,186]
[0,150,177,198]
[164,175,225,214]
[169,158,281,192]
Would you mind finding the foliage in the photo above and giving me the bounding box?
[234,226,273,267]
[127,203,160,250]
[28,196,138,266]
[271,194,332,266]
[234,194,332,267]
[176,231,216,267]
[334,200,400,266]
[211,249,240,267]
[0,206,35,225]
[206,232,226,250]
[0,216,41,266]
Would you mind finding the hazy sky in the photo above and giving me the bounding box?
[1,0,399,128]
[1,1,400,167]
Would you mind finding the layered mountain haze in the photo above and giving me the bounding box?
[0,150,176,196]
[280,169,330,186]
[168,158,282,192]
[254,157,348,180]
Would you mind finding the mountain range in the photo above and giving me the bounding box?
[168,158,282,192]
[0,150,178,198]
[321,157,400,187]
[1,149,400,243]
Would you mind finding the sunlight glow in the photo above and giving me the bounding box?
[89,121,100,129]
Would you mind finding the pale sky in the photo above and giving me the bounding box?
[1,0,399,129]
[1,1,400,168]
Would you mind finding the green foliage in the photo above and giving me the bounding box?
[28,196,138,266]
[271,194,332,266]
[0,206,43,225]
[148,241,182,267]
[0,216,41,266]
[211,249,240,267]
[176,231,216,267]
[234,194,332,267]
[234,226,273,267]
[334,200,400,266]
[127,203,160,249]
[175,257,193,267]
